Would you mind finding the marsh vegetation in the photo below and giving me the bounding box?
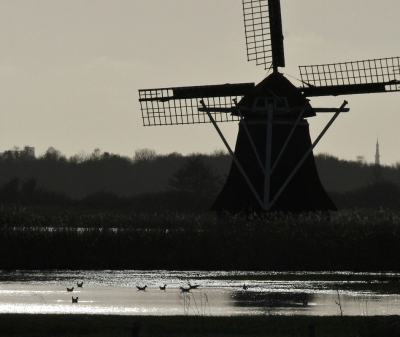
[1,206,400,271]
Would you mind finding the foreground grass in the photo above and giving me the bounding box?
[2,206,400,270]
[1,314,400,337]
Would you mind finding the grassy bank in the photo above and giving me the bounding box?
[1,314,400,336]
[2,206,400,271]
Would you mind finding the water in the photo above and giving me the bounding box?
[1,270,400,316]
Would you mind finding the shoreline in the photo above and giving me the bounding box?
[1,314,400,336]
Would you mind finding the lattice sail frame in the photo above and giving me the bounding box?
[243,0,271,68]
[139,84,254,126]
[242,0,284,71]
[299,56,400,91]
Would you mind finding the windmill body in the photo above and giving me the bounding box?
[211,72,335,214]
[138,0,400,214]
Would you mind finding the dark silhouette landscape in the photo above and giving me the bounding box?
[1,146,400,271]
[1,146,400,212]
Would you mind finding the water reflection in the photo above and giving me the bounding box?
[233,291,314,308]
[1,270,400,316]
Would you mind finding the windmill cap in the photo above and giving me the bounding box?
[236,72,315,118]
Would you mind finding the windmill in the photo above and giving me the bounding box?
[138,0,400,215]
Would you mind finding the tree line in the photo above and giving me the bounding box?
[1,146,400,211]
[0,147,227,212]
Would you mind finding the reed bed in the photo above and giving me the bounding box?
[0,204,217,229]
[1,205,400,271]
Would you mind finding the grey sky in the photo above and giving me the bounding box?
[1,1,399,165]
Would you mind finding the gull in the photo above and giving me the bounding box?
[188,282,200,289]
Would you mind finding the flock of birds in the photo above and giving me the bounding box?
[66,282,251,303]
[66,281,83,303]
[136,282,201,293]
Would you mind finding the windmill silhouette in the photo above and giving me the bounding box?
[138,0,400,215]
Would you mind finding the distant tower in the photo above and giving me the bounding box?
[373,137,382,183]
[375,138,380,165]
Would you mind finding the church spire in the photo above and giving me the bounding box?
[375,137,380,165]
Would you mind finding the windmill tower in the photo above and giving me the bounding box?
[138,0,400,215]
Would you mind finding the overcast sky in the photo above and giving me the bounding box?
[1,0,400,165]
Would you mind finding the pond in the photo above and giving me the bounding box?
[1,270,400,316]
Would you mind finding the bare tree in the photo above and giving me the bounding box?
[169,155,223,210]
[134,148,157,163]
[69,151,89,164]
[41,147,66,162]
[90,148,102,161]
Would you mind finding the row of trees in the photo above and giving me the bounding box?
[0,147,231,199]
[2,146,400,212]
[0,155,224,212]
[1,146,160,163]
[313,153,397,192]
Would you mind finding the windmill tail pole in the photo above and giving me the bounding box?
[268,100,348,211]
[200,100,264,210]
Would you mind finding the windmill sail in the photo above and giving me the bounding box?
[299,56,400,97]
[138,83,254,126]
[242,0,285,71]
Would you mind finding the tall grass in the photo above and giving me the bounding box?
[180,292,210,316]
[0,204,217,229]
[1,205,400,271]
